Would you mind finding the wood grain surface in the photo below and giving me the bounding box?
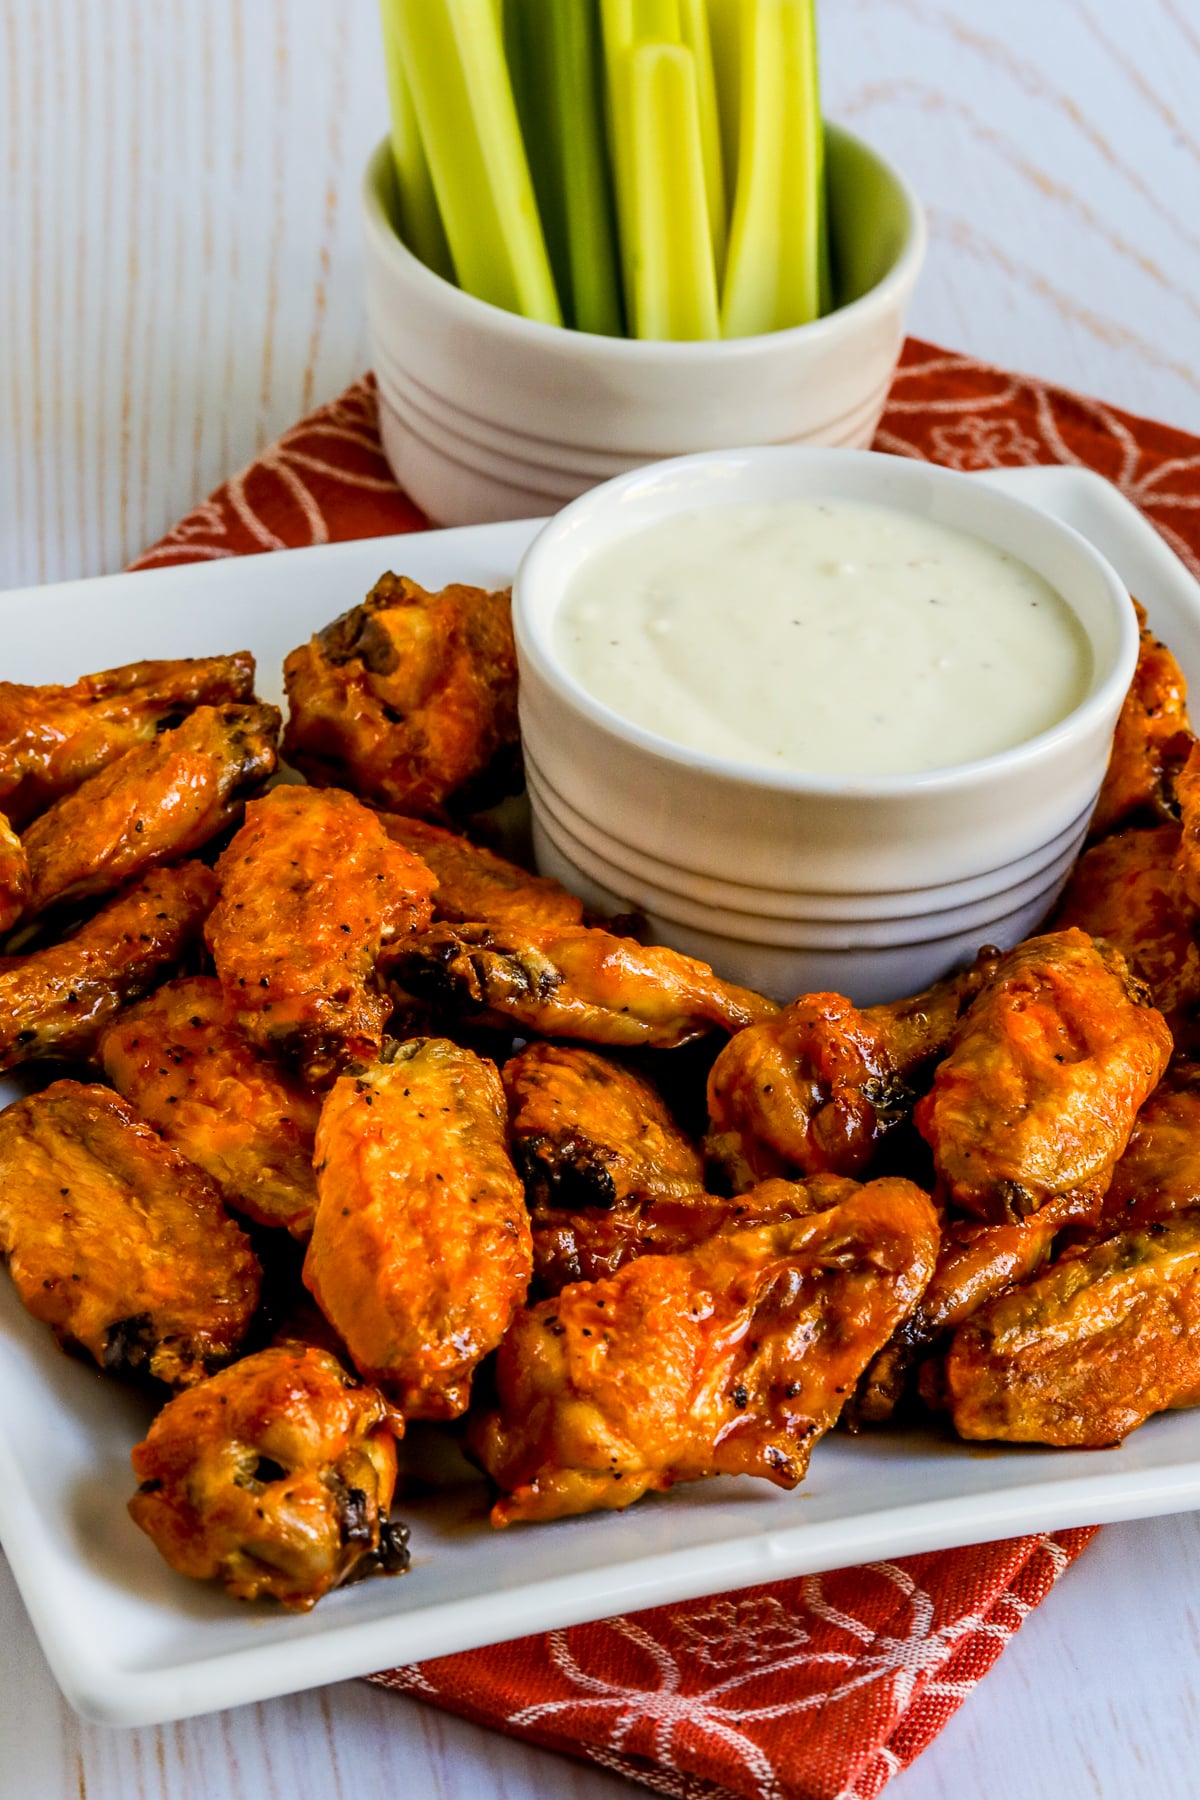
[4,3,1200,1798]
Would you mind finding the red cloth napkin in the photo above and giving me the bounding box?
[132,339,1200,1799]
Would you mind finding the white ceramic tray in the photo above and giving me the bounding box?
[2,464,1200,1729]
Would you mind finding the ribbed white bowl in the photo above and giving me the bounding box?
[363,124,926,526]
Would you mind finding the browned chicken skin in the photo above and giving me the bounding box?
[503,1043,704,1213]
[392,922,777,1048]
[939,1217,1200,1446]
[0,862,218,1073]
[283,575,520,818]
[532,1173,862,1296]
[100,976,322,1238]
[705,951,1001,1191]
[21,702,280,915]
[0,811,30,935]
[304,1037,532,1419]
[471,1178,939,1525]
[206,785,436,1085]
[1052,825,1200,1034]
[379,812,585,934]
[1099,1057,1200,1228]
[0,651,256,828]
[129,1344,408,1609]
[0,1081,260,1386]
[1089,601,1194,841]
[915,930,1172,1223]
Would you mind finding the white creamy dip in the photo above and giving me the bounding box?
[555,498,1093,777]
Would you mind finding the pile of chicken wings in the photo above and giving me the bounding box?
[2,579,1198,1611]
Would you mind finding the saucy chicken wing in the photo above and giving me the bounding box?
[0,812,29,935]
[391,922,777,1048]
[705,950,1002,1191]
[0,862,218,1072]
[471,1178,939,1525]
[283,574,520,817]
[1089,603,1193,842]
[532,1173,860,1296]
[303,1037,532,1419]
[938,1217,1200,1446]
[915,930,1172,1223]
[379,812,585,934]
[129,1344,408,1609]
[206,785,436,1085]
[0,1081,260,1386]
[21,702,280,915]
[100,976,322,1238]
[1099,1057,1200,1228]
[0,651,256,828]
[503,1043,704,1212]
[1052,824,1200,1033]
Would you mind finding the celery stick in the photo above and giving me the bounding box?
[505,0,624,336]
[378,1,454,280]
[629,43,720,339]
[391,0,562,324]
[679,0,726,281]
[705,0,742,204]
[600,0,689,329]
[720,0,824,338]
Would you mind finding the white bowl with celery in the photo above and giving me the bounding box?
[365,0,926,525]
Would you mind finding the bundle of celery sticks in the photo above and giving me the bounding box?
[380,0,828,340]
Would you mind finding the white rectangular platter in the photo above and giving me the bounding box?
[2,464,1200,1729]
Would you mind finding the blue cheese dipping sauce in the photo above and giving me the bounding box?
[554,497,1093,777]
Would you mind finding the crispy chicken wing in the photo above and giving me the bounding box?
[1089,601,1193,841]
[206,785,436,1085]
[915,929,1172,1223]
[471,1178,939,1525]
[129,1344,408,1609]
[0,812,29,935]
[0,862,218,1072]
[1173,742,1200,915]
[1099,1057,1200,1228]
[503,1044,704,1212]
[303,1037,532,1419]
[379,812,584,934]
[0,1081,260,1386]
[100,976,322,1238]
[705,951,1001,1191]
[283,574,520,818]
[21,702,280,915]
[0,651,256,827]
[391,922,777,1048]
[1052,824,1200,1033]
[532,1173,861,1296]
[939,1217,1200,1446]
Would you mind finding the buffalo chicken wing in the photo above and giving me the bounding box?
[0,812,29,935]
[379,812,585,934]
[1089,601,1193,841]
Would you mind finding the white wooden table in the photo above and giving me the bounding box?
[3,2,1200,1795]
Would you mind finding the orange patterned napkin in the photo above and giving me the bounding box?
[132,339,1200,1799]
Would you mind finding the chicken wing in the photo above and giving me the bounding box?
[1051,824,1200,1033]
[532,1173,860,1295]
[0,1081,260,1386]
[0,651,256,827]
[206,785,436,1085]
[303,1037,532,1419]
[0,861,218,1072]
[283,574,520,818]
[379,812,585,934]
[471,1178,939,1525]
[705,950,1002,1191]
[503,1043,704,1212]
[99,976,322,1238]
[391,922,778,1048]
[21,702,280,915]
[939,1217,1200,1446]
[129,1344,408,1609]
[1099,1057,1200,1228]
[1089,601,1193,841]
[914,929,1172,1223]
[0,812,29,935]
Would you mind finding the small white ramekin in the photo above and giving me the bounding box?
[362,124,925,527]
[512,447,1139,1005]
